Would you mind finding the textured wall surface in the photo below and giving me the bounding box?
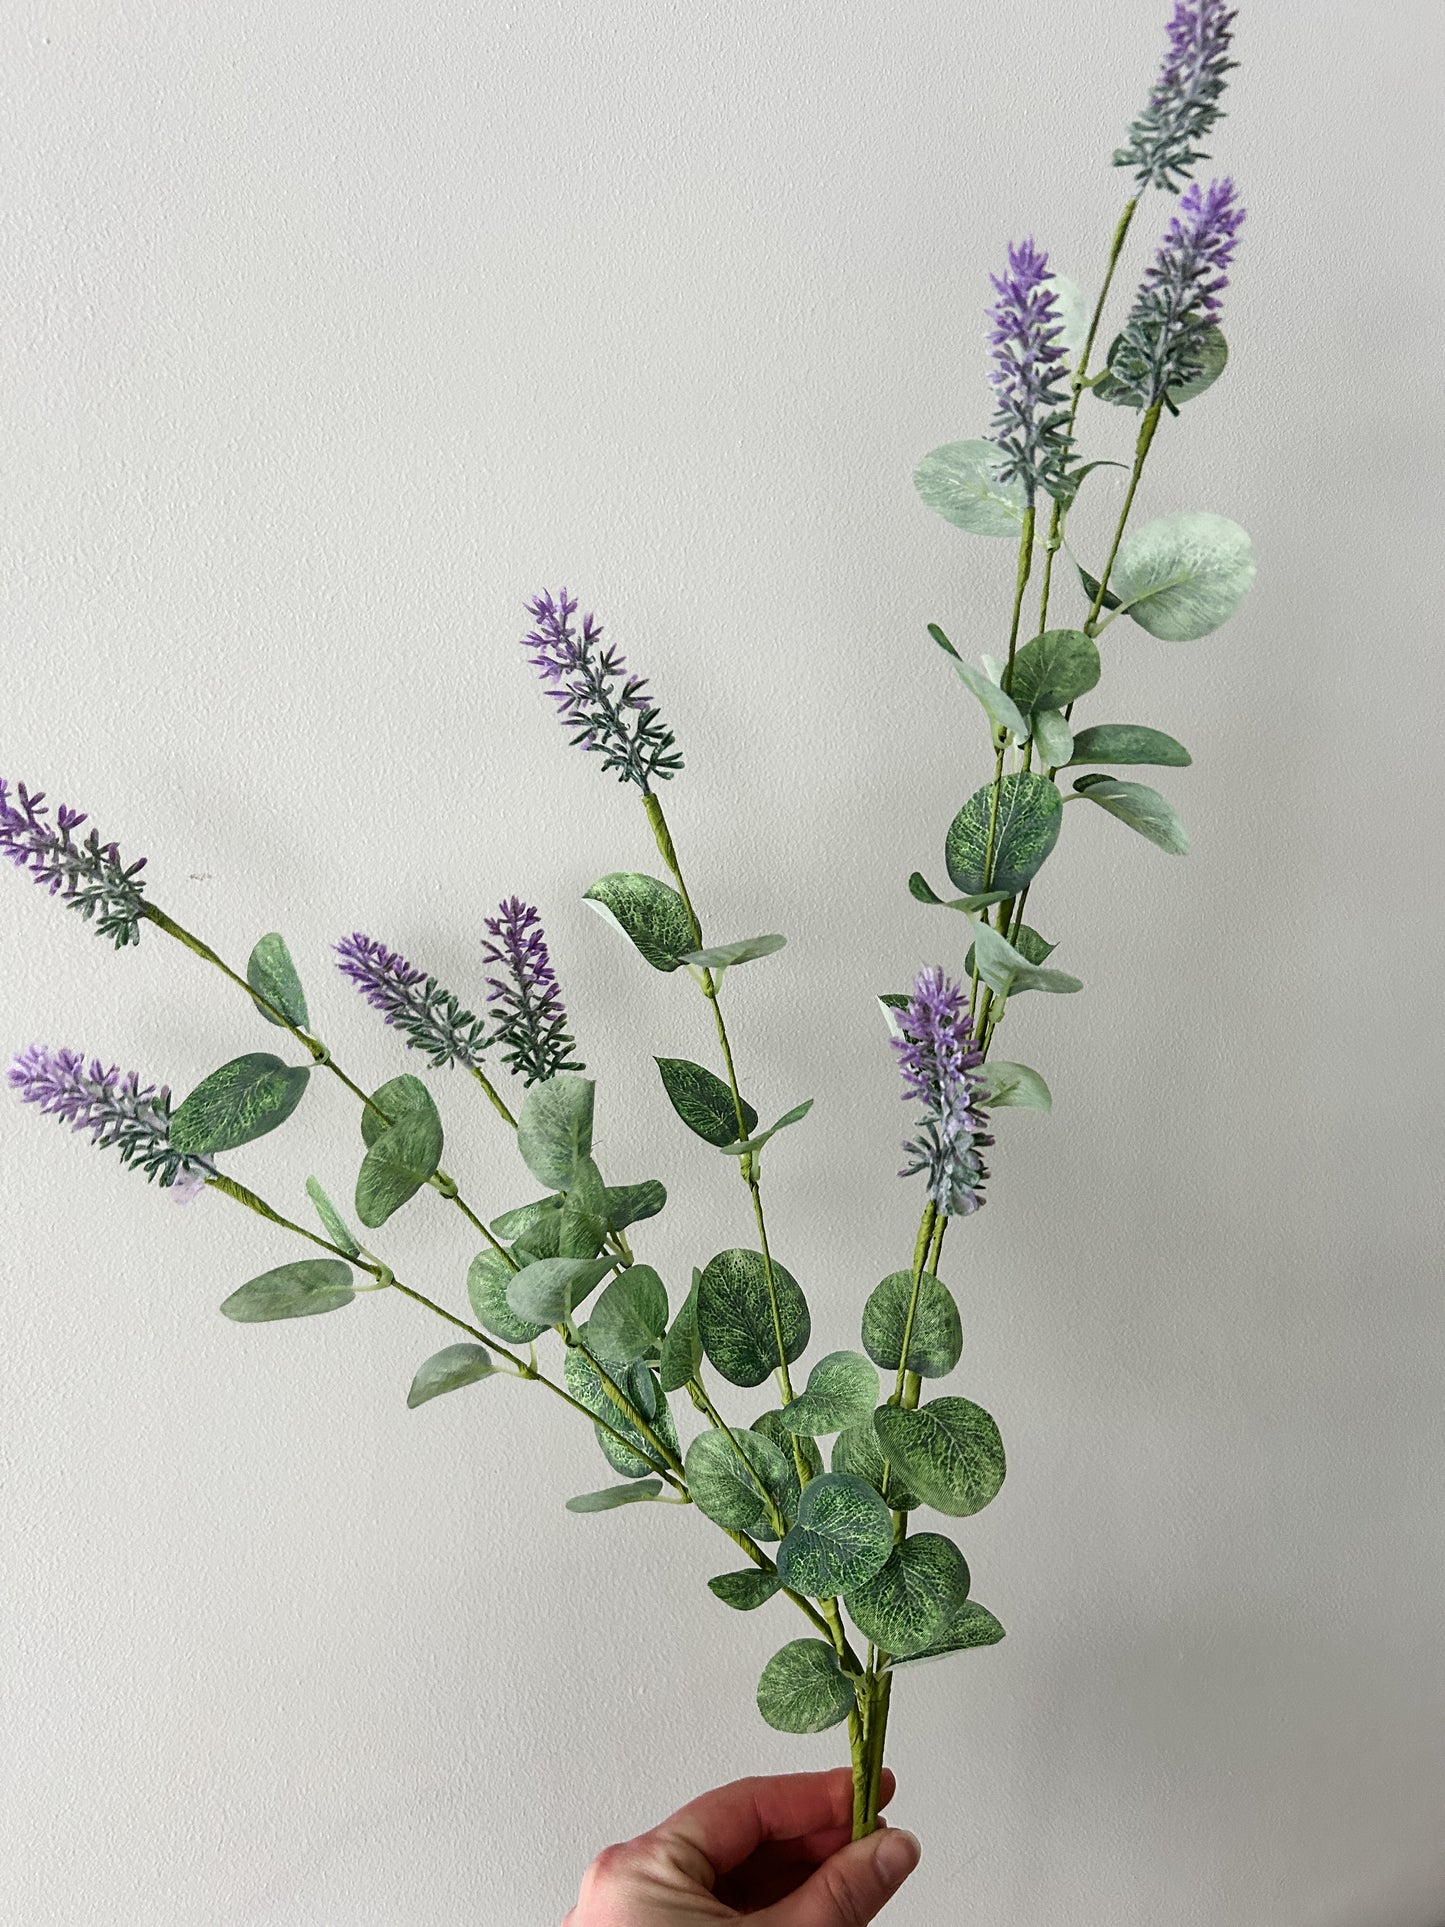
[3,2,1443,1922]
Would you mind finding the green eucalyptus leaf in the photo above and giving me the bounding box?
[970,919,1083,998]
[1031,707,1074,768]
[221,1259,354,1323]
[861,1271,963,1379]
[913,439,1027,537]
[757,1639,857,1735]
[467,1248,548,1344]
[844,1532,971,1659]
[559,1195,607,1261]
[926,621,962,661]
[305,1176,361,1257]
[490,1196,562,1241]
[355,1104,444,1229]
[406,1343,497,1409]
[976,1060,1053,1110]
[565,1352,678,1479]
[951,656,1029,741]
[776,1473,894,1597]
[658,1273,703,1393]
[1095,325,1228,409]
[246,933,309,1031]
[604,1180,668,1230]
[171,1054,311,1155]
[655,1057,757,1148]
[887,1599,1006,1668]
[1110,512,1256,640]
[583,872,694,972]
[754,1407,824,1484]
[685,1427,797,1536]
[566,1478,666,1513]
[782,1351,880,1438]
[831,1421,921,1512]
[719,1099,813,1164]
[1067,723,1192,768]
[1073,775,1189,854]
[359,1073,436,1148]
[1006,629,1101,714]
[908,873,1011,914]
[945,774,1063,898]
[512,1212,563,1263]
[708,1568,783,1612]
[873,1398,1006,1519]
[585,1264,670,1366]
[516,1075,595,1191]
[680,934,787,969]
[506,1256,613,1327]
[1074,561,1122,614]
[696,1248,811,1389]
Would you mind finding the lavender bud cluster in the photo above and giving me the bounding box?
[0,780,149,948]
[482,898,584,1088]
[1109,177,1245,409]
[1115,1,1238,195]
[522,591,682,792]
[8,1045,216,1195]
[987,240,1073,506]
[334,934,491,1072]
[893,967,993,1218]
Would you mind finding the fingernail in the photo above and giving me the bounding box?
[876,1827,921,1882]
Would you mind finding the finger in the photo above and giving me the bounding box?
[656,1768,863,1877]
[754,1825,921,1927]
[715,1823,888,1912]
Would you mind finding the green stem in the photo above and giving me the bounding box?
[888,1203,938,1409]
[570,1335,686,1478]
[1085,402,1162,635]
[466,1064,517,1129]
[970,510,1035,1026]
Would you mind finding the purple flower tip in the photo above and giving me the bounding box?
[892,968,992,1217]
[1116,1,1239,194]
[8,1044,216,1189]
[0,779,149,948]
[1111,175,1245,407]
[521,591,682,791]
[481,898,585,1088]
[334,932,490,1073]
[987,240,1072,505]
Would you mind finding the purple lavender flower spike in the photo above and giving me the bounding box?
[521,591,682,791]
[1115,1,1238,195]
[334,933,491,1072]
[987,240,1073,506]
[8,1045,218,1191]
[1109,177,1245,409]
[892,967,993,1217]
[0,779,149,948]
[482,898,585,1088]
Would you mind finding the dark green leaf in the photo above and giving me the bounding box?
[565,1352,679,1479]
[406,1343,496,1408]
[171,1054,310,1155]
[247,933,308,1031]
[887,1599,1006,1667]
[1067,723,1192,768]
[685,1427,797,1536]
[1073,775,1189,854]
[844,1532,971,1658]
[516,1075,595,1191]
[305,1176,361,1257]
[861,1271,963,1379]
[782,1351,880,1438]
[951,656,1029,741]
[913,440,1027,538]
[680,934,787,969]
[658,1273,702,1393]
[776,1473,895,1597]
[359,1073,436,1149]
[1005,629,1100,714]
[757,1639,857,1734]
[467,1248,548,1344]
[754,1407,823,1484]
[604,1180,668,1231]
[873,1398,1006,1519]
[976,1060,1052,1110]
[696,1248,811,1389]
[583,872,694,972]
[908,872,1011,913]
[490,1196,561,1241]
[506,1256,614,1326]
[221,1258,354,1323]
[355,1102,444,1228]
[1074,561,1122,613]
[655,1058,757,1148]
[1094,325,1228,409]
[585,1264,669,1366]
[926,621,962,661]
[945,774,1064,898]
[1109,512,1256,640]
[512,1212,562,1263]
[566,1478,665,1513]
[709,1568,782,1611]
[831,1421,921,1512]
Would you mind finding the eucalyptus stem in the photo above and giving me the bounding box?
[466,1063,517,1129]
[1085,401,1162,634]
[971,509,1036,1026]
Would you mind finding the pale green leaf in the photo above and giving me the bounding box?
[566,1478,665,1513]
[467,1248,548,1344]
[585,1264,669,1366]
[221,1258,354,1323]
[516,1075,595,1191]
[506,1255,613,1326]
[1031,707,1074,768]
[976,1061,1052,1110]
[305,1176,361,1257]
[1073,775,1189,854]
[1110,512,1256,640]
[782,1351,880,1438]
[406,1343,496,1408]
[247,933,309,1031]
[679,934,787,969]
[913,440,1027,537]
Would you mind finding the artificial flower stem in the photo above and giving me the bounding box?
[466,1063,517,1129]
[1086,402,1163,633]
[971,509,1036,1026]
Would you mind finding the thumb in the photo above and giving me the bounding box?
[758,1824,922,1927]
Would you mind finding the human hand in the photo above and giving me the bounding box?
[564,1767,920,1925]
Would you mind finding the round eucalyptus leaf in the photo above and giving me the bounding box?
[1006,629,1100,714]
[844,1532,972,1658]
[757,1640,857,1735]
[467,1248,548,1344]
[697,1249,811,1389]
[516,1075,595,1191]
[355,1108,445,1229]
[873,1398,1006,1519]
[861,1271,963,1379]
[506,1256,613,1327]
[913,440,1027,538]
[1073,776,1189,855]
[831,1421,921,1512]
[1067,723,1191,768]
[655,1057,758,1148]
[887,1599,1006,1668]
[246,932,309,1031]
[782,1351,880,1438]
[1095,325,1228,408]
[583,872,694,972]
[359,1073,437,1148]
[406,1343,496,1409]
[221,1259,354,1323]
[685,1427,796,1535]
[489,1196,561,1241]
[586,1265,670,1366]
[753,1407,824,1485]
[1110,512,1256,640]
[565,1351,678,1479]
[775,1473,894,1597]
[945,774,1063,898]
[708,1568,783,1612]
[565,1478,665,1513]
[171,1053,311,1155]
[604,1180,668,1231]
[975,1060,1052,1111]
[658,1276,703,1394]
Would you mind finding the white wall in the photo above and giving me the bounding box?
[3,2,1443,1921]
